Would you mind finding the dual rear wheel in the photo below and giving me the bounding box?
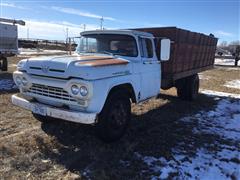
[176,74,200,101]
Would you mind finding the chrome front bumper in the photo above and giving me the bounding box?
[11,94,97,124]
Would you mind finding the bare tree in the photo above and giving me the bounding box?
[229,40,240,46]
[219,41,228,47]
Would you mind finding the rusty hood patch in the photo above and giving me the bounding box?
[77,58,129,67]
[75,56,129,67]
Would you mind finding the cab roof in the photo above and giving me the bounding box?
[80,29,154,37]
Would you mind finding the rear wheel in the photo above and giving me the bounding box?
[176,74,199,101]
[95,90,131,142]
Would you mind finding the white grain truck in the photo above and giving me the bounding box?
[0,18,25,71]
[12,28,217,142]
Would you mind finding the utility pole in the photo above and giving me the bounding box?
[27,27,29,39]
[100,16,104,30]
[83,24,86,31]
[66,27,69,43]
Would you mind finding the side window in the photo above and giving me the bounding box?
[145,39,153,58]
[139,37,153,58]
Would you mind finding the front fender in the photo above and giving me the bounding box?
[86,75,140,114]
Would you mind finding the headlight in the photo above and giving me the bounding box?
[21,77,28,86]
[71,85,80,95]
[16,76,22,85]
[80,86,88,96]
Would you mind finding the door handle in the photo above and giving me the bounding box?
[143,61,160,64]
[143,61,152,64]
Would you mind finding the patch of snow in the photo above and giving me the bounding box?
[138,146,239,179]
[224,80,240,89]
[159,166,176,179]
[201,89,240,99]
[0,79,18,90]
[18,48,67,57]
[136,91,240,179]
[135,153,177,180]
[192,98,240,140]
[215,58,239,66]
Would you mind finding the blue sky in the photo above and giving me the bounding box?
[0,0,239,43]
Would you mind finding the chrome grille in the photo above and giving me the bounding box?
[27,83,76,102]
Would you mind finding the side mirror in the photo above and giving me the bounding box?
[160,39,171,61]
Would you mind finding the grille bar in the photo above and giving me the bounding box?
[29,67,65,73]
[30,87,69,95]
[27,83,76,102]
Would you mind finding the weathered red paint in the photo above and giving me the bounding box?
[78,59,129,67]
[77,56,129,67]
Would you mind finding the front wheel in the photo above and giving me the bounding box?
[95,90,131,142]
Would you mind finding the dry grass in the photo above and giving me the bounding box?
[0,58,239,179]
[200,66,240,94]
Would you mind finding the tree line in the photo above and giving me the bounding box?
[218,40,240,54]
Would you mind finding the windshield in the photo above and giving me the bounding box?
[76,34,138,57]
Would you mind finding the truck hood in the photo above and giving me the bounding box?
[23,55,131,80]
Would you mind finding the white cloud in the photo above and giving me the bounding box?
[0,2,15,8]
[17,19,100,40]
[0,2,27,9]
[215,30,233,37]
[51,6,116,21]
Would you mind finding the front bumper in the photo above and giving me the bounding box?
[12,94,97,124]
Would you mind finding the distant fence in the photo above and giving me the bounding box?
[18,38,77,51]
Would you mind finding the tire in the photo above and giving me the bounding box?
[188,74,199,100]
[176,74,199,101]
[176,78,187,100]
[95,89,131,142]
[32,113,54,123]
[1,58,8,71]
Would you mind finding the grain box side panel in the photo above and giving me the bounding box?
[132,27,217,87]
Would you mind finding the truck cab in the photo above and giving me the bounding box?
[75,30,168,101]
[12,29,171,142]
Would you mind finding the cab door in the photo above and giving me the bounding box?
[138,37,161,100]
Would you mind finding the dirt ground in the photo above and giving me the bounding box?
[0,57,239,179]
